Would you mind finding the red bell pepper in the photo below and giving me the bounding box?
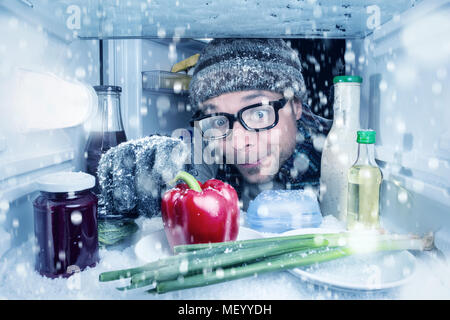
[161,171,240,249]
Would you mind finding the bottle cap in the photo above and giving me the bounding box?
[93,85,122,93]
[357,130,376,144]
[333,75,363,84]
[36,171,95,193]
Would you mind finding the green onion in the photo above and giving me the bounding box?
[100,233,343,282]
[150,234,428,294]
[129,238,331,288]
[172,233,328,253]
[150,247,350,294]
[99,232,432,294]
[99,253,185,282]
[172,231,423,253]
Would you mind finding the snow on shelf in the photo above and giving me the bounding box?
[3,0,423,40]
[1,216,449,299]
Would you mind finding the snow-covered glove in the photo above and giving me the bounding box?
[97,135,190,218]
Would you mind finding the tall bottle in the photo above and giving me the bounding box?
[85,85,139,247]
[85,85,127,194]
[347,130,382,230]
[319,75,362,221]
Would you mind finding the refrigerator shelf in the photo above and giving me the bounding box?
[143,88,189,96]
[142,70,191,93]
[0,148,75,182]
[2,0,423,40]
[0,163,74,203]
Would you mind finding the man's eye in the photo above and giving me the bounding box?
[213,118,226,127]
[252,110,268,120]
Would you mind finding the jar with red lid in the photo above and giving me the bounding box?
[33,171,99,278]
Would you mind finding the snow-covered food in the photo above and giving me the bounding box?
[97,135,190,218]
[96,135,190,246]
[246,189,323,233]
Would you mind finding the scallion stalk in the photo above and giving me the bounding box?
[150,234,429,294]
[129,239,330,287]
[172,231,421,253]
[99,254,180,282]
[150,247,350,294]
[100,233,342,282]
[99,231,432,291]
[172,233,322,253]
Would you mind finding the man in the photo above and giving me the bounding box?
[98,38,331,218]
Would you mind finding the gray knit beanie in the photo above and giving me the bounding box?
[188,39,307,109]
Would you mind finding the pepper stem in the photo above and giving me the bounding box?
[171,171,202,192]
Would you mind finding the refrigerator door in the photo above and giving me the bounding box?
[0,6,99,249]
[347,0,450,245]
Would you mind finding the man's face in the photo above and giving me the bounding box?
[200,90,302,184]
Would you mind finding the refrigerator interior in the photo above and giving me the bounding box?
[0,0,449,299]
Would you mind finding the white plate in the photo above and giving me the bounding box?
[134,226,263,263]
[279,228,418,292]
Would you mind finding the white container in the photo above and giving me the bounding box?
[319,76,362,222]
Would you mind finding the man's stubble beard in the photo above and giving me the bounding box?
[240,146,293,183]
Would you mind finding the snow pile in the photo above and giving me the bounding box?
[320,214,346,230]
[398,252,450,299]
[0,216,448,300]
[97,135,189,218]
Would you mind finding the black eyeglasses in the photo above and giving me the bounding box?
[190,98,289,140]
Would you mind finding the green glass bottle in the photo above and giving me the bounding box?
[347,130,383,230]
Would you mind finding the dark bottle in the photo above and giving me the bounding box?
[33,172,99,278]
[84,86,138,247]
[85,85,127,194]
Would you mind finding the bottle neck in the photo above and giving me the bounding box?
[93,92,125,132]
[354,143,377,167]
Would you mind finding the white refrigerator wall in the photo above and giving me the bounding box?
[140,39,200,137]
[0,8,99,249]
[348,1,450,245]
[102,38,204,140]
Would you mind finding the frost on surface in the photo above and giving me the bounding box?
[97,135,189,218]
[63,0,422,39]
[246,189,323,233]
[0,226,11,258]
[1,216,449,300]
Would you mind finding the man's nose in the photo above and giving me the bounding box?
[230,121,255,151]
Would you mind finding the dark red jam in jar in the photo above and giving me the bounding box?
[33,172,99,278]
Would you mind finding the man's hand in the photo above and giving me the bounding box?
[97,135,189,218]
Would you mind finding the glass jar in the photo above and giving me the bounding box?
[33,172,99,278]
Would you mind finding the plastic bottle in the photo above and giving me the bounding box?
[347,130,382,230]
[319,75,362,222]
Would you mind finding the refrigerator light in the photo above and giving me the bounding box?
[9,69,97,132]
